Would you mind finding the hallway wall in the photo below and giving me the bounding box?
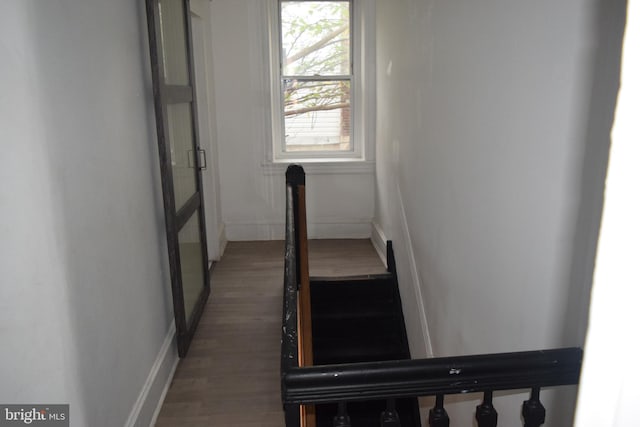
[1,1,177,426]
[374,0,624,424]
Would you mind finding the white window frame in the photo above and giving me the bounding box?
[267,0,371,163]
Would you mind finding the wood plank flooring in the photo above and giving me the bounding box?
[155,239,386,426]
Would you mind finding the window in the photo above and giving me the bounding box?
[270,0,362,162]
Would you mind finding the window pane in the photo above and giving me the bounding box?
[158,0,190,85]
[281,1,350,76]
[178,212,205,322]
[166,103,197,210]
[284,79,351,152]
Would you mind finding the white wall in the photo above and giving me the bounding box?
[209,0,375,241]
[575,1,639,424]
[0,1,177,426]
[374,0,623,424]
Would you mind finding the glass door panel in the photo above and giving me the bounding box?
[158,0,190,85]
[166,103,197,210]
[178,213,205,322]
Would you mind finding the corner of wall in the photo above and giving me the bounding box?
[370,222,387,267]
[223,221,372,241]
[371,206,434,359]
[218,223,228,258]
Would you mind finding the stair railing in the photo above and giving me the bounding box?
[281,165,582,427]
[284,164,315,427]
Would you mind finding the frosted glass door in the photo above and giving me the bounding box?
[146,0,210,357]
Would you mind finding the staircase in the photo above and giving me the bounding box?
[311,274,405,365]
[281,164,583,427]
[310,273,421,427]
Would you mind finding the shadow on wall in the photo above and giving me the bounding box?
[547,0,627,424]
[561,0,627,348]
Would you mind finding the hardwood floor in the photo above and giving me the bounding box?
[155,239,386,426]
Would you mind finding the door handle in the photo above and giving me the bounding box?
[197,148,207,170]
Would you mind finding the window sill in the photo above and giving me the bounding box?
[261,160,374,175]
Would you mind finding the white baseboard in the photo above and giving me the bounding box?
[124,322,179,427]
[309,222,372,239]
[370,222,388,268]
[224,222,284,241]
[224,221,372,241]
[395,185,434,358]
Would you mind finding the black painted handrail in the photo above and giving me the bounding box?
[281,165,305,427]
[282,166,302,383]
[283,348,582,405]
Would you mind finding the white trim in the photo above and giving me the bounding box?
[124,322,179,427]
[224,220,372,241]
[372,213,432,357]
[191,0,223,265]
[267,0,282,162]
[359,0,376,163]
[147,357,179,427]
[396,185,434,358]
[270,0,361,162]
[370,221,387,268]
[249,0,275,165]
[261,160,374,175]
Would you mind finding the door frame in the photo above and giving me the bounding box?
[189,0,223,263]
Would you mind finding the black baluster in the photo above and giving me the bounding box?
[428,394,449,427]
[475,391,498,427]
[284,404,301,427]
[380,399,401,427]
[333,402,351,427]
[522,387,546,427]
